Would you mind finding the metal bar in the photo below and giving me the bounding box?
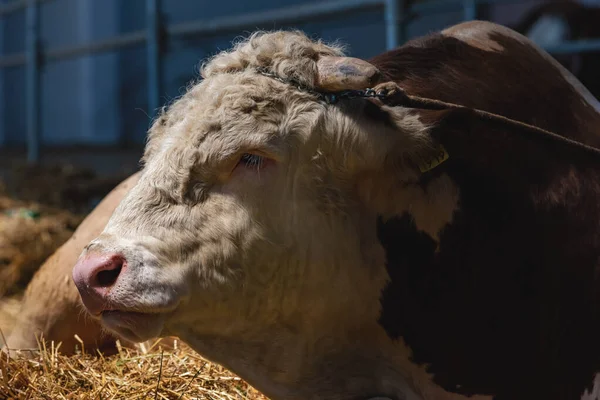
[0,52,26,68]
[0,0,27,16]
[146,0,161,117]
[168,0,384,37]
[25,0,40,163]
[44,31,146,62]
[31,22,600,63]
[462,0,477,21]
[0,0,55,17]
[384,0,402,50]
[544,39,600,55]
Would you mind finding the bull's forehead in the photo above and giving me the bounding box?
[163,74,281,143]
[164,72,320,147]
[142,71,323,197]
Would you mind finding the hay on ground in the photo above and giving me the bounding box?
[0,338,268,400]
[0,196,83,298]
[0,296,21,348]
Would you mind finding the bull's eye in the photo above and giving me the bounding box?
[239,153,266,169]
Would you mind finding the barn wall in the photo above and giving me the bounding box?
[1,0,26,147]
[0,0,548,149]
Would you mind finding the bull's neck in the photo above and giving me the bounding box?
[172,322,423,400]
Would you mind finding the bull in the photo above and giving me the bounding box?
[71,21,600,400]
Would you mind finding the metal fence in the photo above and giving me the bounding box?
[1,0,600,163]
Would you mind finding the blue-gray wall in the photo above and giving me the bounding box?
[0,0,545,148]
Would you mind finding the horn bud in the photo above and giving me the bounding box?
[316,56,382,91]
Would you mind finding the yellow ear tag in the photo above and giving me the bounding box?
[417,144,450,173]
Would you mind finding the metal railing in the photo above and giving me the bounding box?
[1,0,600,163]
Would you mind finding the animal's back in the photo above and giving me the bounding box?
[371,20,600,400]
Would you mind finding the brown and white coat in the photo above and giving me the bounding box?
[66,20,600,400]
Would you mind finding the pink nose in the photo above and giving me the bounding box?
[72,253,125,315]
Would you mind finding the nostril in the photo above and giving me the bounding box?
[90,256,125,288]
[96,263,123,287]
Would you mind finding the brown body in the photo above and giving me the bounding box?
[372,21,600,399]
[3,173,140,354]
[62,21,600,400]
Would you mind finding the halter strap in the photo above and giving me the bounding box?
[256,68,600,160]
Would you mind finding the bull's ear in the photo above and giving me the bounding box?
[315,56,382,91]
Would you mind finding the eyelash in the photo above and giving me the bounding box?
[239,153,266,169]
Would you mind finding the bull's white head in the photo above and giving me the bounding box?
[72,30,457,400]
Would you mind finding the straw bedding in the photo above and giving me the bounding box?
[0,195,83,298]
[0,338,268,400]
